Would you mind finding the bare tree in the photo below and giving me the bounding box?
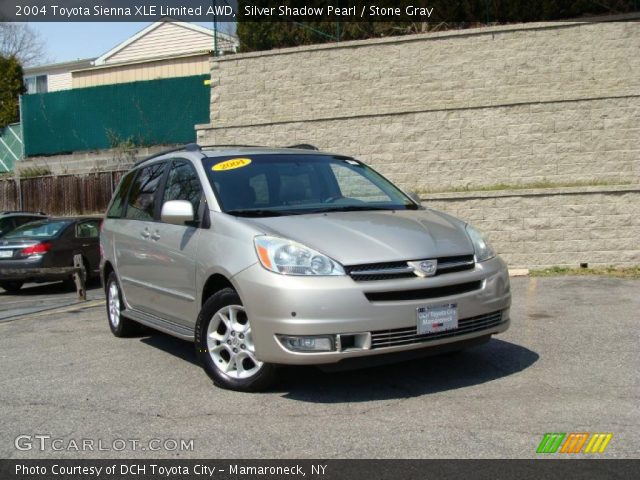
[0,23,48,66]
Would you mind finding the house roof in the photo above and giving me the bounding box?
[72,50,213,73]
[24,58,95,76]
[93,19,238,66]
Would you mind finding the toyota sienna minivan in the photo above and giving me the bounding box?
[101,144,511,391]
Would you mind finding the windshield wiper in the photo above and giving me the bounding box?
[225,209,286,217]
[315,205,419,213]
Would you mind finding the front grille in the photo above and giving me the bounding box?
[370,310,504,349]
[346,255,475,281]
[364,280,482,302]
[345,261,414,281]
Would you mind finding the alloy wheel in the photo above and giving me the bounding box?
[206,305,262,379]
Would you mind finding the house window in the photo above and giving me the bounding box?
[24,75,48,94]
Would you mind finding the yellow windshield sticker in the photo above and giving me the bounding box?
[212,158,252,171]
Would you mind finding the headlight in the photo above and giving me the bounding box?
[465,225,496,262]
[254,236,345,276]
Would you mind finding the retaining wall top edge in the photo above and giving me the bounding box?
[22,144,184,162]
[215,13,640,62]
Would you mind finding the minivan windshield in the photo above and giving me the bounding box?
[203,154,418,216]
[2,220,69,240]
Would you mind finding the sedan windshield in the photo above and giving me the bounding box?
[2,220,69,239]
[203,154,418,216]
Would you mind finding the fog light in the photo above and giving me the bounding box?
[277,335,335,352]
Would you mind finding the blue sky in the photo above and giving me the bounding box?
[30,22,235,64]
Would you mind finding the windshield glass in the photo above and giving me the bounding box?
[2,220,69,240]
[203,154,417,216]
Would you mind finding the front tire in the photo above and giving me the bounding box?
[1,281,23,293]
[196,288,276,392]
[106,272,139,337]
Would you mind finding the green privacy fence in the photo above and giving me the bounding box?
[21,75,210,157]
[0,123,23,172]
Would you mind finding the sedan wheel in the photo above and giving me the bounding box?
[196,288,276,391]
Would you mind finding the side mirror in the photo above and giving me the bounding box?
[408,190,422,206]
[161,200,194,226]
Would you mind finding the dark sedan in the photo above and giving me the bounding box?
[0,217,102,292]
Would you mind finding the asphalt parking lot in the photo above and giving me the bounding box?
[0,281,103,322]
[0,276,638,459]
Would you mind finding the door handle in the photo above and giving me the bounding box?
[150,231,160,241]
[141,229,150,239]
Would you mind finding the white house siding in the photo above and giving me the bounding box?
[47,72,73,92]
[72,54,211,88]
[105,23,217,64]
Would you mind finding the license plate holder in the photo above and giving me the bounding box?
[417,303,458,335]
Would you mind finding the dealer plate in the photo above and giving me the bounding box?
[0,250,13,258]
[417,303,458,335]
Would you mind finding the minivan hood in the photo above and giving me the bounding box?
[241,209,473,265]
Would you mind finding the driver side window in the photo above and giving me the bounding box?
[162,161,203,220]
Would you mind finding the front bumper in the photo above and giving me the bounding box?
[234,256,511,365]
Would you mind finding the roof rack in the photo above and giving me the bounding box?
[133,142,320,166]
[285,144,318,150]
[200,143,319,151]
[198,144,267,149]
[134,143,201,166]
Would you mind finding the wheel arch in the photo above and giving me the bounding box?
[102,260,114,289]
[201,273,236,307]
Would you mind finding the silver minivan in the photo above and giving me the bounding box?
[101,144,511,391]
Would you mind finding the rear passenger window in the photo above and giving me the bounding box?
[107,171,135,219]
[125,163,166,221]
[162,161,203,218]
[76,220,101,239]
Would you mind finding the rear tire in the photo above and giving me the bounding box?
[106,272,140,337]
[196,288,277,392]
[1,281,23,293]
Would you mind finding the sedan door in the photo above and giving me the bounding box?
[74,219,102,276]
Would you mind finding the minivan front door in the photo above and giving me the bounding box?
[141,160,203,327]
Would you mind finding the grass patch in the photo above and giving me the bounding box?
[530,266,640,278]
[18,166,52,178]
[419,179,632,195]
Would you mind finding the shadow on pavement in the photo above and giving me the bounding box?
[139,333,199,366]
[278,338,538,402]
[138,332,538,401]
